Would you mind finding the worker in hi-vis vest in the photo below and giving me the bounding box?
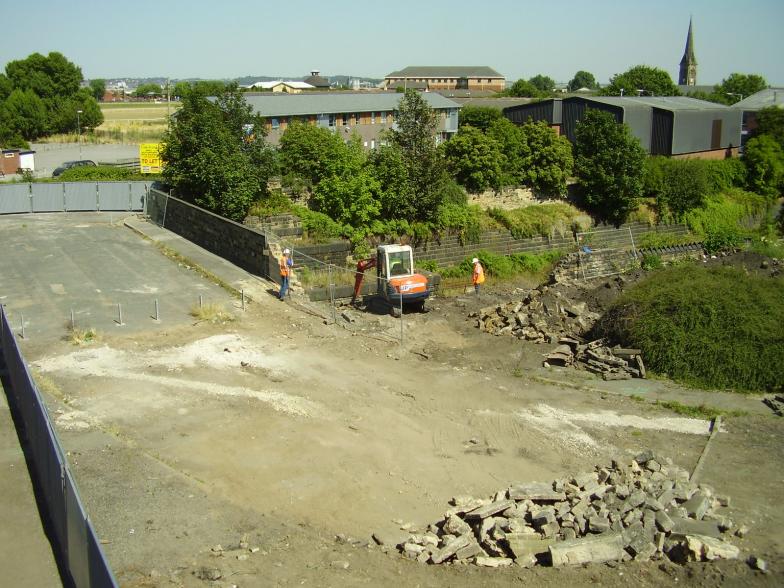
[472,257,485,296]
[279,248,293,300]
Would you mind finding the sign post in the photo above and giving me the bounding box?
[139,143,163,174]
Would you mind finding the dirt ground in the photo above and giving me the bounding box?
[22,261,783,587]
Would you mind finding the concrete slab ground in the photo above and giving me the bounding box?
[0,380,62,587]
[0,212,235,344]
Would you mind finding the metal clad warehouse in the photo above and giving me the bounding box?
[504,96,741,158]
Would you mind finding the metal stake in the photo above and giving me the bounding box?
[70,309,75,331]
[241,289,245,311]
[628,226,638,260]
[199,295,203,308]
[20,313,25,339]
[117,303,124,326]
[154,299,160,321]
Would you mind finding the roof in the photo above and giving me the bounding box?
[679,84,715,94]
[241,92,461,117]
[385,66,504,79]
[245,81,315,90]
[575,95,731,112]
[451,97,531,110]
[733,87,784,111]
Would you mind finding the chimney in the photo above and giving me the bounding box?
[311,70,320,77]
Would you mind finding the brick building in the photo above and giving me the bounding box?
[384,66,505,93]
[242,92,461,149]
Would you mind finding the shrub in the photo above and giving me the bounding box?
[430,250,563,280]
[57,165,156,182]
[595,265,784,392]
[637,232,698,249]
[248,190,294,217]
[683,189,767,253]
[640,253,663,271]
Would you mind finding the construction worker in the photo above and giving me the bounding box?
[279,248,293,300]
[472,257,485,296]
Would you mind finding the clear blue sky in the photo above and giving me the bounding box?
[2,0,782,85]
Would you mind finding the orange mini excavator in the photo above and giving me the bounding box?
[351,244,431,315]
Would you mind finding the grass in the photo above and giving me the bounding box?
[66,325,100,345]
[189,302,235,323]
[298,265,356,288]
[637,232,699,249]
[654,400,748,420]
[487,202,588,239]
[596,264,784,393]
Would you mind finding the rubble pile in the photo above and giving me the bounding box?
[470,284,602,344]
[393,451,742,568]
[763,394,784,416]
[544,338,646,381]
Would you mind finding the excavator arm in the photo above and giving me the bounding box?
[351,256,377,305]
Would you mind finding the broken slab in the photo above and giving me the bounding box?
[431,535,471,564]
[465,500,515,521]
[685,534,741,561]
[549,532,625,567]
[508,482,566,502]
[505,534,554,560]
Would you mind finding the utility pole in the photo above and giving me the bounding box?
[77,109,83,159]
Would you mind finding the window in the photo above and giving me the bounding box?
[354,113,360,125]
[342,113,349,126]
[379,111,386,124]
[371,112,376,124]
[328,114,336,127]
[271,118,279,129]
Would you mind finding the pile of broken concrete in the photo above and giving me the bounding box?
[470,285,600,344]
[544,338,646,381]
[394,451,742,568]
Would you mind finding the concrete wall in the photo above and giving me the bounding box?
[147,189,270,278]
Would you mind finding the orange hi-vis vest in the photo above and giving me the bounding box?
[279,256,291,277]
[473,262,485,285]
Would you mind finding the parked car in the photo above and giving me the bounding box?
[52,160,97,177]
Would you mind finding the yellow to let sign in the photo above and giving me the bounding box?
[139,143,162,174]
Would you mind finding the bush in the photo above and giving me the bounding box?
[248,190,294,217]
[640,253,663,271]
[683,189,767,253]
[595,265,784,392]
[428,250,563,280]
[56,165,156,181]
[294,207,345,243]
[435,203,484,244]
[637,232,698,249]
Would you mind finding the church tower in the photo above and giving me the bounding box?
[679,18,697,86]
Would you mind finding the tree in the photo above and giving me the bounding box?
[173,81,191,99]
[5,52,82,99]
[389,90,448,221]
[458,105,502,131]
[644,158,711,220]
[713,73,767,105]
[743,135,784,199]
[443,126,504,193]
[1,89,47,140]
[753,106,784,146]
[192,80,227,96]
[89,79,106,101]
[507,79,542,98]
[279,121,359,186]
[134,83,162,98]
[0,74,12,101]
[528,74,555,94]
[312,169,381,227]
[520,121,574,195]
[369,145,415,219]
[568,70,597,92]
[574,109,647,223]
[487,118,529,185]
[161,84,277,221]
[602,65,680,96]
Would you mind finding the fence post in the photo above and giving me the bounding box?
[628,226,638,260]
[70,309,75,331]
[20,313,25,339]
[117,303,124,326]
[399,294,404,346]
[154,299,160,321]
[241,289,245,311]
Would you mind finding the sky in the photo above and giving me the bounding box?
[2,0,783,86]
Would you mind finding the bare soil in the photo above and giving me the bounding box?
[23,267,783,587]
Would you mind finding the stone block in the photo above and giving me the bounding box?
[683,492,710,520]
[508,482,566,502]
[475,556,513,567]
[655,510,674,533]
[431,535,472,564]
[465,500,515,521]
[505,534,554,560]
[549,533,625,567]
[443,515,473,537]
[685,534,740,561]
[455,541,485,561]
[670,517,722,539]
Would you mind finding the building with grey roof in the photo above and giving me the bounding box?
[303,70,330,89]
[504,96,741,159]
[384,66,505,93]
[732,87,784,146]
[242,91,460,148]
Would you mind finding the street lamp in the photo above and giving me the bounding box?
[76,109,83,159]
[726,92,743,103]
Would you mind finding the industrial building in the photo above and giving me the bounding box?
[242,92,461,149]
[504,96,741,159]
[732,87,784,146]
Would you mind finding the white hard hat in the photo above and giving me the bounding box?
[472,258,479,264]
[283,248,290,254]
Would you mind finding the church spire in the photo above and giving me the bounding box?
[679,18,697,86]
